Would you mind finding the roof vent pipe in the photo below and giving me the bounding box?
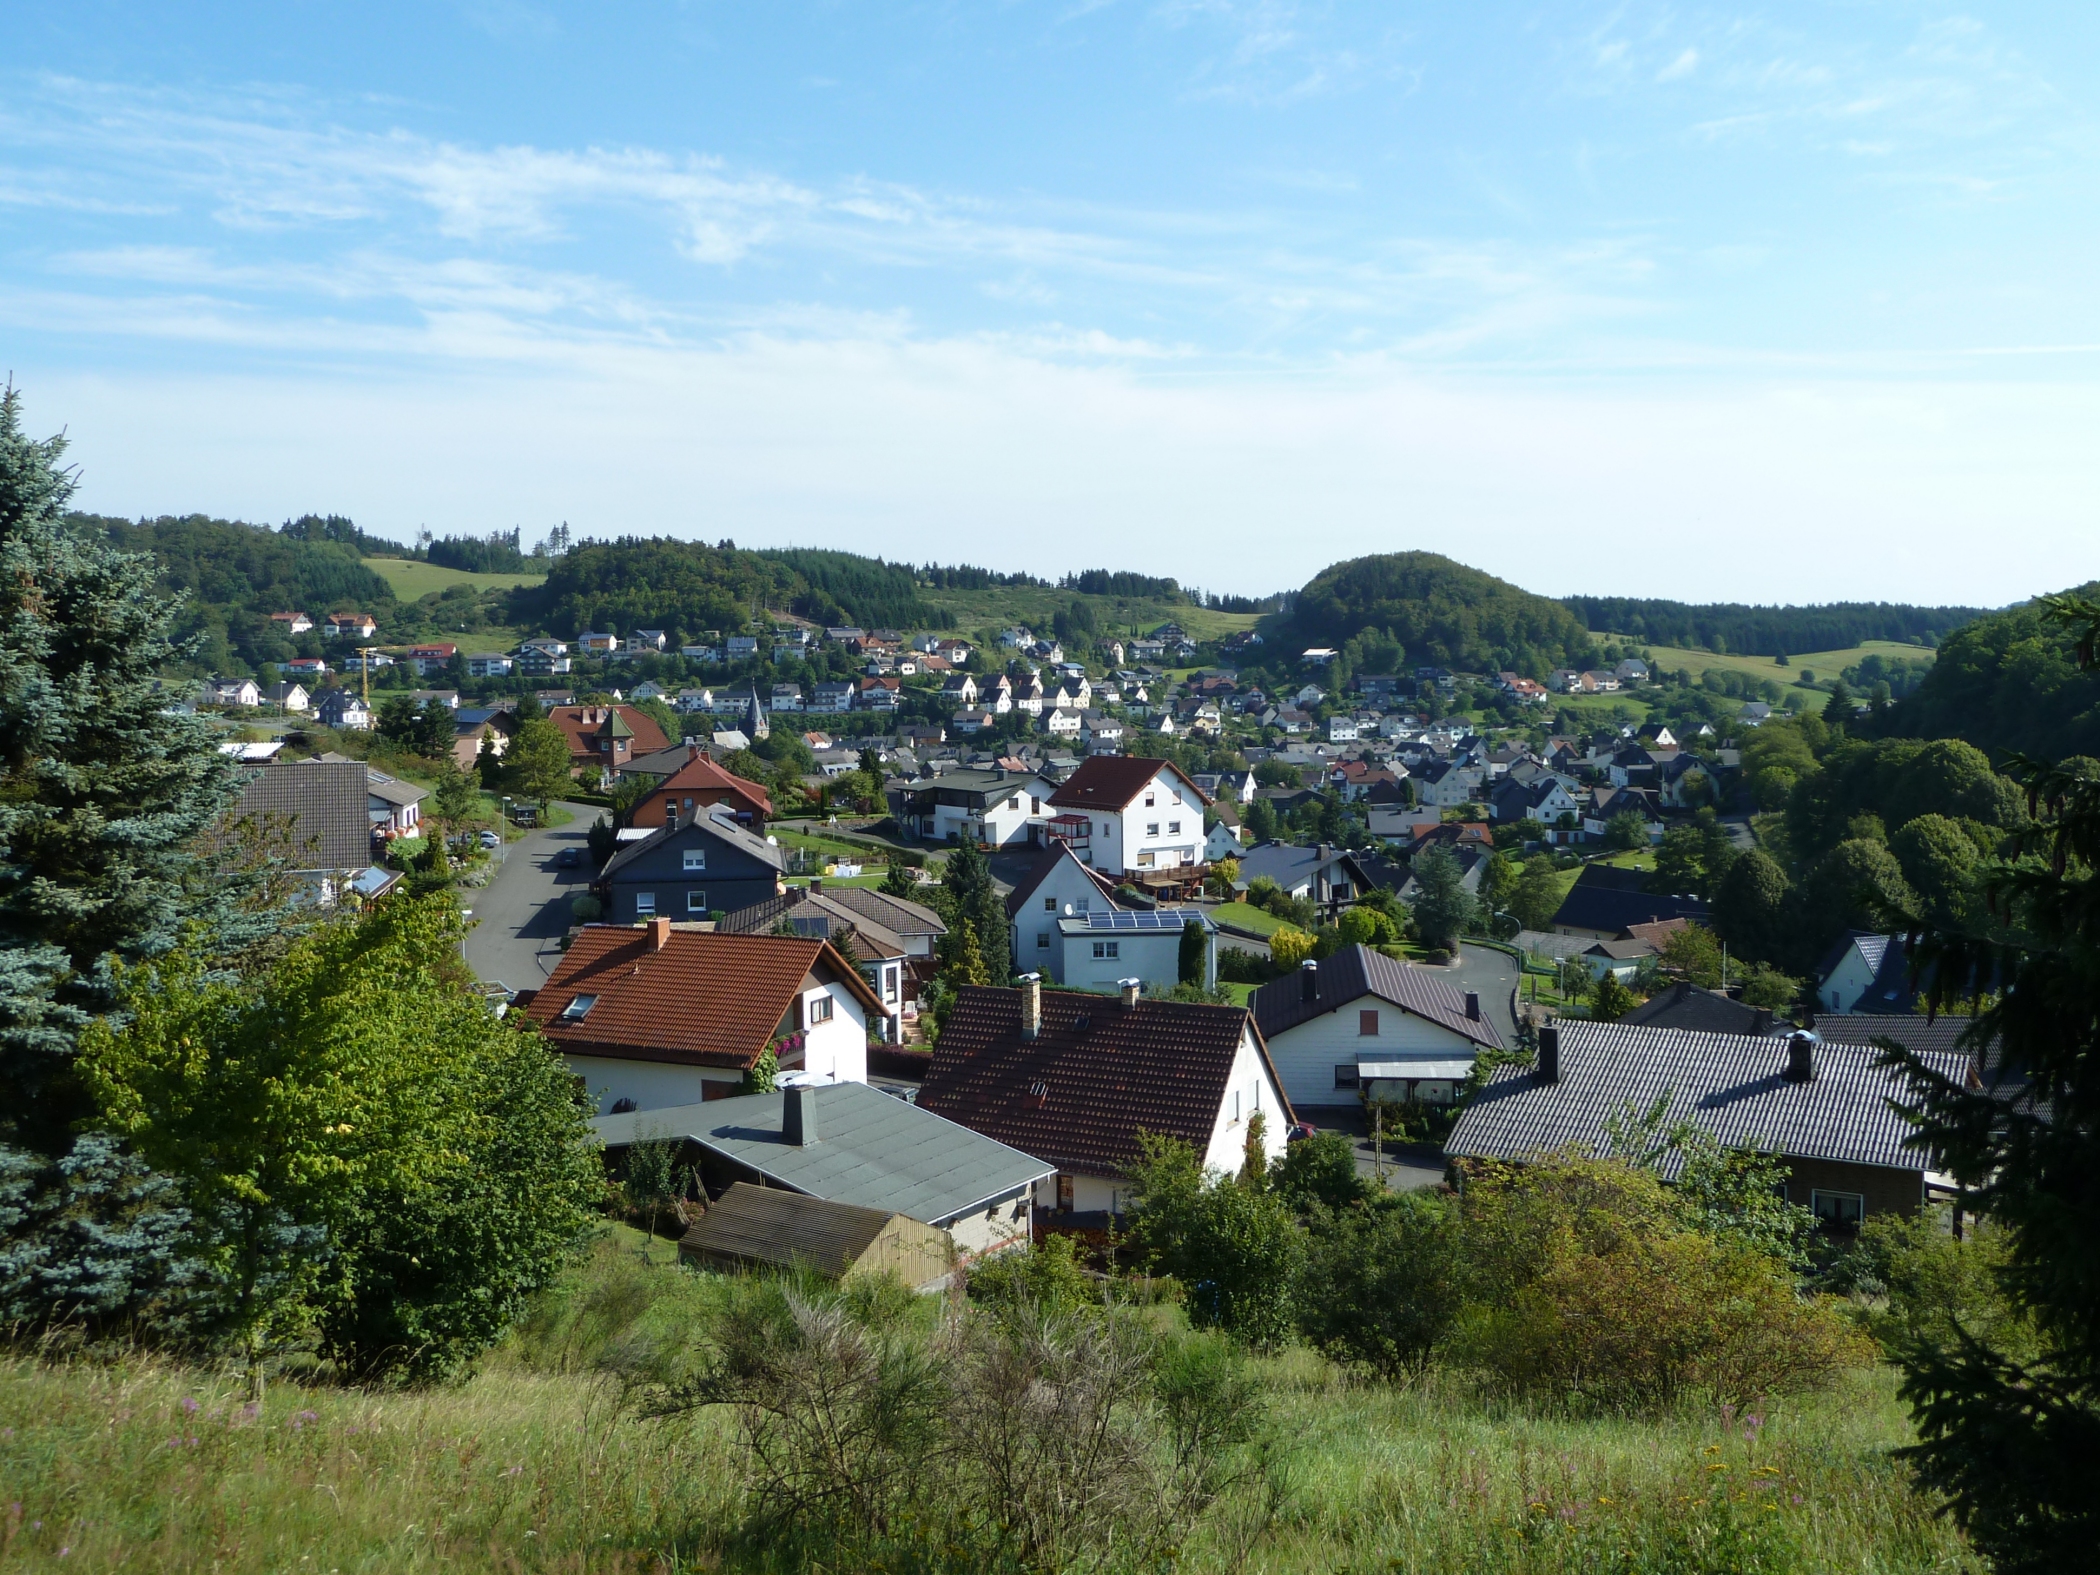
[1538,1024,1561,1084]
[1465,990,1481,1021]
[783,1085,819,1146]
[1119,978,1142,1009]
[1019,973,1042,1040]
[1300,960,1319,1003]
[1785,1031,1817,1084]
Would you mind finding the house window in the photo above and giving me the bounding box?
[808,994,835,1025]
[560,993,598,1021]
[683,849,706,871]
[1334,1064,1359,1087]
[1093,940,1119,959]
[1037,932,1051,949]
[1146,823,1160,837]
[1045,897,1057,911]
[1812,1190,1865,1227]
[1231,1089,1242,1122]
[1144,793,1155,807]
[1136,852,1154,868]
[1359,1009,1379,1036]
[687,890,708,913]
[1076,898,1089,914]
[1057,1174,1075,1210]
[1168,821,1181,835]
[1031,796,1041,813]
[634,892,656,915]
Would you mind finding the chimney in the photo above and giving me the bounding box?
[1785,1031,1817,1084]
[1300,960,1319,1003]
[1465,990,1481,1021]
[1537,1024,1560,1084]
[649,917,672,951]
[1119,978,1142,1009]
[1019,973,1042,1039]
[809,877,823,895]
[1752,1006,1774,1037]
[688,742,700,761]
[782,1085,819,1146]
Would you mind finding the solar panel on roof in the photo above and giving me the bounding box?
[1084,909,1206,931]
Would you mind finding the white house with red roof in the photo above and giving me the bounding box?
[1045,755,1211,876]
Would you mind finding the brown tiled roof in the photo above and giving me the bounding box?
[1624,918,1690,947]
[918,986,1288,1178]
[1251,943,1503,1050]
[645,749,773,818]
[547,704,671,762]
[1048,755,1210,813]
[523,926,885,1069]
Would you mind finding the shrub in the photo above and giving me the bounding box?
[968,1235,1097,1319]
[1299,1191,1466,1378]
[570,893,602,922]
[1270,926,1317,970]
[1125,1134,1302,1347]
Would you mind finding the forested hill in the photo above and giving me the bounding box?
[1283,552,1594,677]
[1561,595,1989,656]
[1878,588,2100,762]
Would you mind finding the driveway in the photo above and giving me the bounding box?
[462,802,598,992]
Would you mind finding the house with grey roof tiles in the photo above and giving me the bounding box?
[1447,1019,1968,1225]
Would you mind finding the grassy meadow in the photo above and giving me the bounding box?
[1616,638,1934,691]
[917,585,1263,646]
[366,556,550,599]
[0,1233,1979,1574]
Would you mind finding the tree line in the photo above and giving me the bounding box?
[1561,595,1987,657]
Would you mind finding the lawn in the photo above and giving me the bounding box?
[1209,900,1292,937]
[918,585,1262,646]
[1619,637,1934,693]
[365,556,549,598]
[0,1233,1980,1573]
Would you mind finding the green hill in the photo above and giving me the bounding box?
[1283,552,1593,677]
[1883,586,2100,762]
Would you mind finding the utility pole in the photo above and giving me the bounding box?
[357,646,373,707]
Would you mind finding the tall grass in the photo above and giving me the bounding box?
[0,1233,1980,1573]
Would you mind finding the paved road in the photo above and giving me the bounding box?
[1446,942,1522,1049]
[462,802,598,992]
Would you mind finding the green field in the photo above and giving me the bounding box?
[918,585,1263,646]
[365,557,548,598]
[1210,900,1292,937]
[1618,637,1933,691]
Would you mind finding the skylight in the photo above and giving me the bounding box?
[560,994,598,1021]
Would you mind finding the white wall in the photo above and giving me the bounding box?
[1115,767,1205,873]
[1263,993,1484,1110]
[1011,856,1107,982]
[565,1055,742,1115]
[799,984,869,1082]
[1200,1026,1292,1175]
[942,1187,1036,1260]
[1821,950,1879,1013]
[1033,1171,1125,1214]
[1057,929,1186,994]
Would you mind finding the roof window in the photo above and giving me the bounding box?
[560,994,598,1021]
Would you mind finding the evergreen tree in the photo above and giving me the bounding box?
[1711,848,1790,966]
[1410,844,1476,952]
[938,837,1009,983]
[1879,592,2100,1572]
[1588,968,1636,1022]
[0,387,255,1150]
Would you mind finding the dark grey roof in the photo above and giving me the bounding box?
[1621,981,1783,1036]
[1235,841,1373,891]
[1446,1019,1971,1176]
[823,885,947,939]
[229,759,371,870]
[1551,865,1707,933]
[1812,1013,1974,1061]
[599,806,786,880]
[1252,943,1502,1050]
[591,1081,1052,1226]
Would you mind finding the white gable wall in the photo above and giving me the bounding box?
[1264,993,1484,1110]
[1819,946,1882,1013]
[1010,855,1107,982]
[1200,1026,1292,1175]
[564,1056,743,1116]
[798,982,870,1082]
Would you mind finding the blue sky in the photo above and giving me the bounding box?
[4,2,2097,603]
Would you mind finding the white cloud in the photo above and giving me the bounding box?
[1656,48,1699,82]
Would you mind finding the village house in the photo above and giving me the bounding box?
[313,688,371,730]
[1815,933,1916,1014]
[1447,1020,1966,1225]
[522,924,885,1110]
[1252,949,1502,1112]
[632,746,773,830]
[717,881,946,1040]
[323,612,376,640]
[546,703,673,776]
[886,766,1058,848]
[596,809,786,923]
[1044,756,1210,876]
[919,977,1291,1223]
[1233,841,1376,916]
[407,643,458,676]
[465,653,513,678]
[269,610,314,635]
[262,681,310,713]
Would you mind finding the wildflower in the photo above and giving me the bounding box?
[180,1398,199,1414]
[1707,1463,1728,1473]
[1703,1444,1720,1455]
[1596,1496,1613,1506]
[1791,1494,1803,1505]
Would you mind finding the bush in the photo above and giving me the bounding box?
[570,893,602,922]
[1299,1191,1466,1378]
[1453,1155,1870,1410]
[1270,926,1317,970]
[1125,1134,1302,1347]
[967,1234,1097,1319]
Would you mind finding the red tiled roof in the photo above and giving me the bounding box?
[643,749,773,819]
[523,926,884,1068]
[1047,755,1210,813]
[547,704,671,762]
[918,986,1288,1178]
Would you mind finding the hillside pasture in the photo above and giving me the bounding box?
[366,556,548,598]
[917,584,1263,644]
[1619,637,1934,692]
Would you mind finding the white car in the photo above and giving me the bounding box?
[478,830,501,849]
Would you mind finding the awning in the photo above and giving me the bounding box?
[1357,1059,1476,1081]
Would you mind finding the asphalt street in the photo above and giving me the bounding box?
[462,802,597,992]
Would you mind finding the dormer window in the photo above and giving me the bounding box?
[560,994,598,1021]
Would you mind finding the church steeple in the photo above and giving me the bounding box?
[746,684,769,741]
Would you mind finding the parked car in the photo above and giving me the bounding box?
[1285,1121,1321,1144]
[479,829,502,849]
[554,846,581,869]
